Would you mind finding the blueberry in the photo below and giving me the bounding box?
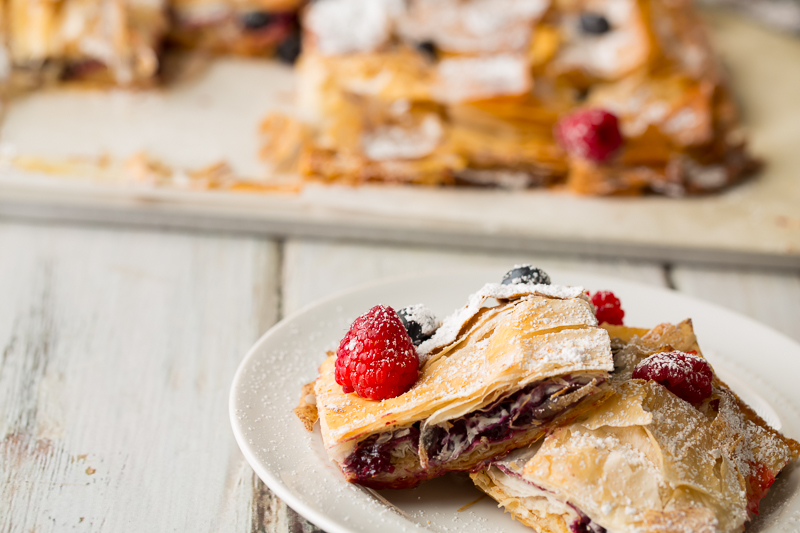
[501,265,551,286]
[416,41,437,60]
[397,304,439,346]
[241,11,275,30]
[579,13,611,35]
[277,32,302,64]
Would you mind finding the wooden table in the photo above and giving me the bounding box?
[1,220,798,532]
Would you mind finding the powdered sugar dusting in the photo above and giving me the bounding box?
[316,294,611,445]
[398,304,440,337]
[394,0,550,54]
[434,54,531,103]
[362,114,444,161]
[417,281,586,361]
[510,372,796,533]
[305,0,400,55]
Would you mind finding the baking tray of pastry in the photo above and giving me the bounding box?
[0,7,798,268]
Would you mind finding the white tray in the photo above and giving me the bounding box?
[1,10,798,268]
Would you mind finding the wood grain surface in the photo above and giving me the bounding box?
[1,223,798,532]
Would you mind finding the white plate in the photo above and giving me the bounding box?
[229,268,800,533]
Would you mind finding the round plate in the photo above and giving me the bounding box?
[230,268,800,533]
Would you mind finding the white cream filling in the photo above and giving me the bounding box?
[487,464,581,523]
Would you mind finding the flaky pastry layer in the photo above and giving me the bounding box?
[471,321,799,533]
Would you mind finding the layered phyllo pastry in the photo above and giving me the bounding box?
[472,320,799,532]
[296,268,616,489]
[166,0,304,61]
[1,0,167,93]
[268,0,759,195]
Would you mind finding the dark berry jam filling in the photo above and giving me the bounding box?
[341,375,603,487]
[341,425,420,481]
[570,505,607,533]
[422,375,600,467]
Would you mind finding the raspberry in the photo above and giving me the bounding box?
[590,290,625,325]
[335,305,419,401]
[632,351,714,404]
[554,109,623,162]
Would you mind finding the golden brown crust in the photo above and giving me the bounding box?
[601,324,651,343]
[293,381,318,432]
[718,377,800,462]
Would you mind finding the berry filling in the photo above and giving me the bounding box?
[276,32,302,64]
[632,351,713,403]
[416,40,438,60]
[421,375,601,467]
[341,425,421,483]
[569,507,608,533]
[746,460,778,515]
[579,13,611,35]
[340,375,603,487]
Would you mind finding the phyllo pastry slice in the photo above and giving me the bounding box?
[4,0,167,91]
[311,282,614,489]
[472,321,800,533]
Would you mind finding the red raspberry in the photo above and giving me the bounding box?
[554,109,623,162]
[632,351,714,404]
[590,290,625,325]
[335,305,419,401]
[746,461,777,515]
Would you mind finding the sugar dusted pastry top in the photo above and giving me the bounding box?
[520,379,794,532]
[315,288,613,448]
[482,320,800,533]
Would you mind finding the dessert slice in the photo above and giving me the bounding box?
[267,0,758,195]
[167,0,303,61]
[472,321,800,532]
[305,280,614,489]
[3,0,167,93]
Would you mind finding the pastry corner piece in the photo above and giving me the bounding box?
[311,282,614,489]
[472,320,799,533]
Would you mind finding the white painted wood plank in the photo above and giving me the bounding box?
[0,222,279,533]
[671,266,800,343]
[282,239,667,316]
